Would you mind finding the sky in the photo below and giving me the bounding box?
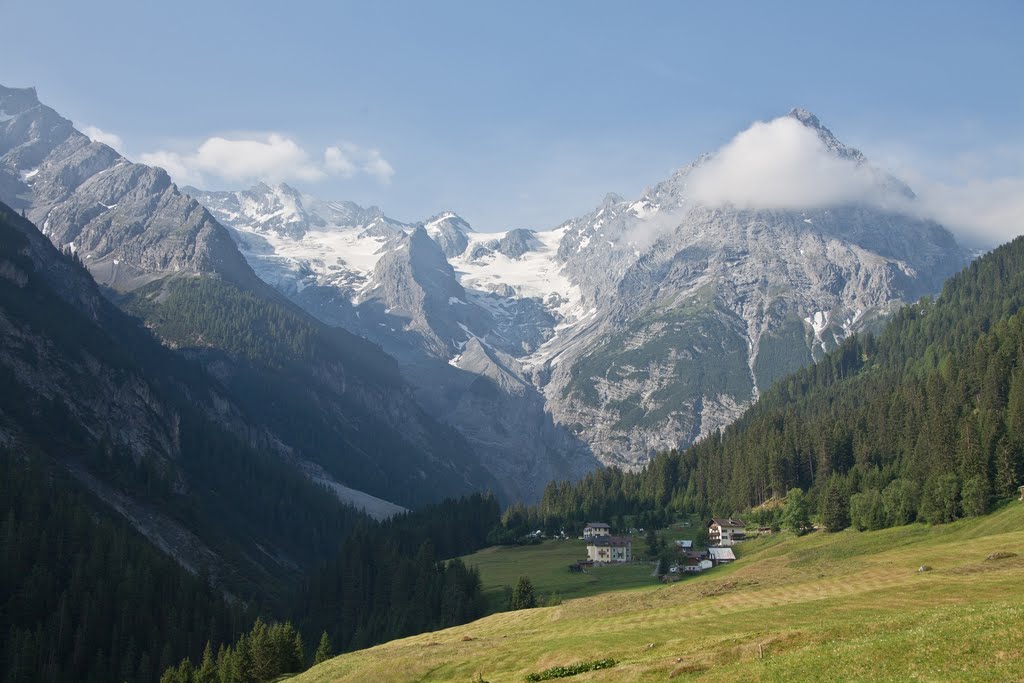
[1,1,1022,245]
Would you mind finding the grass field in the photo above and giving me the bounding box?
[292,502,1024,682]
[461,537,657,610]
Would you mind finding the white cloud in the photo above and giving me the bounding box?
[324,143,395,184]
[323,145,357,177]
[687,116,884,210]
[79,124,125,151]
[363,148,395,184]
[911,176,1024,248]
[136,149,201,186]
[672,114,1024,248]
[140,134,394,187]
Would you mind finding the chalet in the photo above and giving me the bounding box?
[708,547,736,564]
[708,518,746,546]
[586,536,632,563]
[583,522,611,538]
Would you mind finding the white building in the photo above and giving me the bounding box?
[586,536,632,563]
[708,547,737,564]
[583,522,611,539]
[708,518,746,547]
[683,559,714,573]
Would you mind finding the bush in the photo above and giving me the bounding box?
[524,658,618,681]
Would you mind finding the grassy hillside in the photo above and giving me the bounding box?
[293,502,1024,682]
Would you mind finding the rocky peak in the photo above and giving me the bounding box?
[0,83,264,293]
[422,211,473,258]
[786,107,867,163]
[493,228,541,259]
[0,85,40,116]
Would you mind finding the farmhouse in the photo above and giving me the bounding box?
[583,522,611,538]
[709,547,736,564]
[586,536,632,563]
[682,558,714,573]
[708,518,747,546]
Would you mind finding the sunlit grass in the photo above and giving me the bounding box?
[292,502,1024,682]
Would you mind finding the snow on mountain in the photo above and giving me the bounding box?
[189,109,971,473]
[189,183,587,352]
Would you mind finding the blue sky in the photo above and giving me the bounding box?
[2,1,1022,242]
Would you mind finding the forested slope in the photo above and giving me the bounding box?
[531,234,1024,529]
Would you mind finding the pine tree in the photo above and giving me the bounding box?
[196,642,215,683]
[509,576,537,610]
[314,631,333,666]
[961,475,990,517]
[919,473,961,524]
[821,476,849,532]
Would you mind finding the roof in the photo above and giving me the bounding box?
[588,536,632,547]
[585,522,610,528]
[675,540,693,549]
[708,517,746,528]
[709,547,736,561]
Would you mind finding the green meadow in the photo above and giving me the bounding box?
[291,501,1024,682]
[460,537,656,610]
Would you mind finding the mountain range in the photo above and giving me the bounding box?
[0,84,503,507]
[185,109,969,472]
[0,83,971,506]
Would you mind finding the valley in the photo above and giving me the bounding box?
[293,502,1024,682]
[1,10,1020,680]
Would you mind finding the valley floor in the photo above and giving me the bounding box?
[461,537,659,611]
[292,503,1024,682]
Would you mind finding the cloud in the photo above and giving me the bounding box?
[655,114,1024,248]
[874,145,1024,248]
[687,116,884,210]
[363,149,395,184]
[79,124,125,151]
[911,176,1024,248]
[324,143,395,184]
[323,145,357,177]
[140,134,394,187]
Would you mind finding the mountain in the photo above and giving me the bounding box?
[0,200,372,604]
[541,109,968,466]
[533,228,1024,529]
[0,83,497,508]
[187,109,970,475]
[188,183,600,501]
[0,86,260,293]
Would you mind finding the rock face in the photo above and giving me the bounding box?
[539,111,968,466]
[0,201,354,594]
[0,85,260,293]
[0,84,498,510]
[186,109,971,477]
[421,211,473,258]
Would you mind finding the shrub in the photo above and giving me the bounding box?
[524,658,618,681]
